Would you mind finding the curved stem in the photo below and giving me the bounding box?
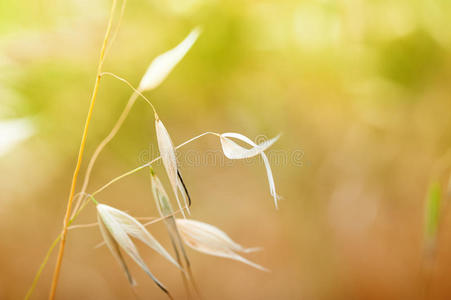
[27,131,218,299]
[91,157,158,196]
[72,91,139,218]
[72,70,163,218]
[48,1,117,298]
[176,131,220,148]
[101,71,158,115]
[91,131,219,196]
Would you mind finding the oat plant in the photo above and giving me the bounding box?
[26,1,281,299]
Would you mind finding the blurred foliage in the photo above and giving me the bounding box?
[424,181,441,244]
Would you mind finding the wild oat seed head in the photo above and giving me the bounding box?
[176,218,269,272]
[155,119,190,216]
[219,132,281,208]
[96,204,180,292]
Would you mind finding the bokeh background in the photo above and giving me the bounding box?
[2,0,451,299]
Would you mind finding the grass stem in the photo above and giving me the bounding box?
[48,1,117,298]
[101,72,158,115]
[91,131,219,196]
[28,131,217,299]
[72,91,139,218]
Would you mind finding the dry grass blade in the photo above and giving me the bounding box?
[97,204,181,298]
[155,117,190,216]
[139,27,201,91]
[97,213,135,286]
[220,132,281,208]
[176,219,269,272]
[97,204,180,268]
[150,169,201,298]
[49,1,118,298]
[90,131,219,198]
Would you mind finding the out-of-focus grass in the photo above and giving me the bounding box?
[425,182,441,248]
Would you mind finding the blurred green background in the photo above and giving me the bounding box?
[2,0,451,299]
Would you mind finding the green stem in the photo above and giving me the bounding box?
[89,195,99,205]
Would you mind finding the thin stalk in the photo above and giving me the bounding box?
[91,131,220,196]
[25,197,93,300]
[168,232,192,299]
[101,72,158,115]
[72,70,163,217]
[185,262,202,299]
[71,1,130,219]
[149,166,199,299]
[72,91,139,218]
[26,199,188,300]
[25,236,61,300]
[28,132,217,299]
[67,217,157,230]
[169,218,203,299]
[49,0,117,298]
[177,132,220,148]
[172,222,202,299]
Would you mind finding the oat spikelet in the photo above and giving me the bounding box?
[176,218,269,272]
[97,204,180,295]
[155,117,191,216]
[139,27,201,91]
[150,168,174,217]
[220,132,281,208]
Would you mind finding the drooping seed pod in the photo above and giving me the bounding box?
[219,132,281,208]
[155,117,191,216]
[97,203,180,295]
[176,218,268,272]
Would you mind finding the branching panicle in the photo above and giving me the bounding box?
[28,1,280,299]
